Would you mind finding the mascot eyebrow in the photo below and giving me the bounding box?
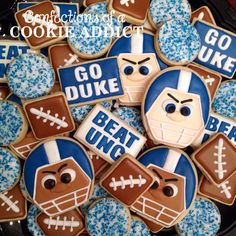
[42,163,68,175]
[167,93,193,104]
[122,57,151,65]
[152,169,178,182]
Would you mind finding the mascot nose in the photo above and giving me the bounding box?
[50,182,68,193]
[167,111,187,122]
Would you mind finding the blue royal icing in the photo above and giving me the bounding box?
[6,93,22,106]
[27,205,44,236]
[112,107,145,135]
[0,148,21,193]
[80,183,109,214]
[24,138,94,198]
[157,19,201,63]
[70,101,111,124]
[0,100,25,146]
[68,14,112,57]
[212,81,236,120]
[149,0,191,27]
[59,58,124,106]
[193,20,236,78]
[86,198,131,236]
[6,53,55,99]
[129,216,151,236]
[176,197,221,236]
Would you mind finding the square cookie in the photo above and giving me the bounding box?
[15,1,66,49]
[23,93,75,139]
[192,133,236,185]
[100,155,155,206]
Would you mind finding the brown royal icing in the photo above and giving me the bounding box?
[191,6,216,25]
[199,174,236,206]
[0,86,10,100]
[0,184,27,222]
[24,93,75,139]
[100,155,155,206]
[193,133,236,185]
[15,1,65,49]
[188,64,222,100]
[37,208,85,236]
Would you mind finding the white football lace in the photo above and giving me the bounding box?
[120,0,135,7]
[22,10,58,30]
[214,138,227,179]
[109,175,146,191]
[219,181,232,199]
[204,75,215,86]
[64,53,79,66]
[30,107,68,130]
[0,192,20,213]
[44,216,80,232]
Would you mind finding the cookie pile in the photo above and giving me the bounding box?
[0,0,235,236]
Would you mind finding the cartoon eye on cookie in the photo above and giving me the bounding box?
[131,147,197,227]
[143,67,210,148]
[108,31,165,106]
[24,138,94,216]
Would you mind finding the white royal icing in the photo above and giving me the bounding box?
[120,0,135,7]
[214,138,227,180]
[0,191,20,213]
[219,181,232,199]
[109,175,146,191]
[30,107,68,130]
[59,53,79,68]
[202,75,215,86]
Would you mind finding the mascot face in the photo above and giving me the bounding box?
[118,53,160,104]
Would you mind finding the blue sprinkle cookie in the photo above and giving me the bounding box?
[176,197,221,236]
[0,100,27,146]
[156,19,201,65]
[112,107,145,135]
[27,205,44,236]
[80,183,109,214]
[212,80,236,120]
[70,101,111,124]
[68,14,112,59]
[129,216,151,236]
[0,148,21,193]
[149,0,191,28]
[86,198,131,236]
[6,53,55,99]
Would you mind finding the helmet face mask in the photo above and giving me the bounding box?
[118,53,160,104]
[146,88,204,148]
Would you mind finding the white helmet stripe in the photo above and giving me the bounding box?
[177,70,192,92]
[131,32,143,54]
[44,140,61,163]
[162,150,182,172]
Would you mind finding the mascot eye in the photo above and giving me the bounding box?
[139,64,151,75]
[180,105,193,116]
[60,168,76,184]
[162,100,176,113]
[151,180,159,189]
[123,64,134,75]
[41,175,57,190]
[162,184,178,197]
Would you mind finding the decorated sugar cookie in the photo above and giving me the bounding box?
[212,80,236,120]
[86,198,131,236]
[36,208,85,236]
[100,154,155,206]
[81,182,109,214]
[129,216,151,236]
[23,93,75,139]
[141,218,164,233]
[0,184,27,222]
[74,104,147,163]
[108,31,165,105]
[24,137,94,216]
[6,53,55,99]
[108,0,150,25]
[192,133,236,185]
[0,85,10,100]
[199,174,236,206]
[190,6,216,24]
[83,0,104,7]
[6,93,22,106]
[0,148,21,193]
[188,64,222,100]
[175,196,221,236]
[15,1,66,49]
[193,19,236,78]
[0,100,28,146]
[148,0,191,28]
[142,67,210,148]
[58,57,124,106]
[155,19,201,65]
[131,147,198,227]
[27,204,44,236]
